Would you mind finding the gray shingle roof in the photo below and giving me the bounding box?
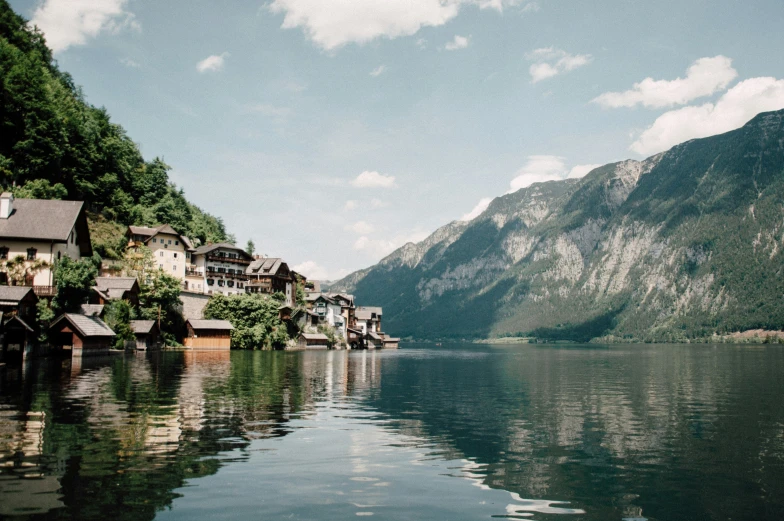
[79,304,104,317]
[0,198,84,242]
[95,277,138,291]
[0,286,37,303]
[356,306,382,320]
[246,257,287,276]
[187,319,234,330]
[130,320,156,334]
[127,225,194,251]
[192,242,252,258]
[51,313,116,337]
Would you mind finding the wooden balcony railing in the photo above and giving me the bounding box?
[33,285,57,297]
[206,254,251,265]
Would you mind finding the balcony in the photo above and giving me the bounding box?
[206,268,248,280]
[185,269,204,277]
[206,254,251,265]
[32,285,56,297]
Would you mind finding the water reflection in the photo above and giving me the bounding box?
[0,345,783,520]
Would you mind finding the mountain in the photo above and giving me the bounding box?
[0,1,231,258]
[332,110,784,342]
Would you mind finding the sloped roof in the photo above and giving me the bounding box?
[130,320,157,334]
[0,198,85,242]
[187,319,234,330]
[127,225,194,251]
[95,277,138,291]
[368,332,383,341]
[79,304,104,317]
[51,313,116,337]
[301,333,329,341]
[4,315,33,332]
[246,257,288,276]
[192,242,253,258]
[0,286,37,304]
[356,306,382,320]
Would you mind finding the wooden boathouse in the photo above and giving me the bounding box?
[49,313,116,356]
[184,319,233,350]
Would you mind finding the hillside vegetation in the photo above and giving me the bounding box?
[332,110,784,342]
[0,1,231,257]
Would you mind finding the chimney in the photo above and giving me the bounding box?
[0,193,14,219]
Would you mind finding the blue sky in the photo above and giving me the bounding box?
[11,0,784,280]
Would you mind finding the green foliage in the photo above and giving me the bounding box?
[35,298,54,343]
[317,324,336,348]
[245,239,255,256]
[295,274,305,306]
[52,255,99,312]
[1,254,48,285]
[203,293,289,350]
[0,1,231,249]
[138,270,182,345]
[104,299,135,349]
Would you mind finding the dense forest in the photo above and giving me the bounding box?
[0,0,232,259]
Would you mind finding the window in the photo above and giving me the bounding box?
[159,251,164,257]
[173,253,178,259]
[175,240,179,246]
[152,238,157,243]
[26,248,36,260]
[207,279,214,286]
[227,281,234,288]
[57,251,61,260]
[168,239,172,245]
[0,247,8,260]
[218,280,225,287]
[173,265,177,272]
[70,231,74,244]
[159,264,163,269]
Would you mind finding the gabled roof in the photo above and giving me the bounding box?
[301,333,329,341]
[127,224,194,251]
[187,319,234,330]
[50,313,115,337]
[79,304,104,317]
[246,257,289,276]
[4,315,33,332]
[192,242,253,259]
[95,277,139,293]
[0,199,83,242]
[0,286,37,304]
[356,307,382,320]
[130,320,157,334]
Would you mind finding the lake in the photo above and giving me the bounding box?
[1,344,783,520]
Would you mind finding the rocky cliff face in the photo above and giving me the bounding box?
[332,110,784,341]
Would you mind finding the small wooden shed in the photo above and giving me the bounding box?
[1,315,35,361]
[184,319,234,350]
[129,320,161,351]
[298,332,330,350]
[49,313,116,356]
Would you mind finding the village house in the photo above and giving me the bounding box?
[90,277,140,306]
[245,257,296,306]
[126,225,194,281]
[188,242,253,295]
[0,194,92,295]
[183,319,233,350]
[305,293,348,340]
[297,332,330,350]
[129,320,161,351]
[0,286,39,361]
[48,313,116,357]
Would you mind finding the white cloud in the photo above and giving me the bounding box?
[354,229,431,259]
[445,35,470,51]
[343,200,357,211]
[370,65,387,77]
[567,164,601,179]
[526,47,592,83]
[631,76,784,155]
[292,260,349,281]
[196,52,229,73]
[460,197,492,221]
[345,221,375,235]
[30,0,140,53]
[507,156,599,192]
[416,38,428,49]
[268,0,520,51]
[521,2,540,13]
[120,57,140,68]
[351,170,396,188]
[593,56,738,109]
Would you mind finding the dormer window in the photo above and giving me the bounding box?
[26,248,37,260]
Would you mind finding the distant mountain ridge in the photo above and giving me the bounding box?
[331,109,784,342]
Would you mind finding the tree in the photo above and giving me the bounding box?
[138,270,182,345]
[52,255,99,312]
[10,178,67,199]
[204,293,289,349]
[104,299,135,349]
[245,239,255,256]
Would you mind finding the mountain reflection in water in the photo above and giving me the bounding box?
[0,344,783,520]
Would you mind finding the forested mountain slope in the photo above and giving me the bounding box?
[0,1,231,258]
[332,110,784,342]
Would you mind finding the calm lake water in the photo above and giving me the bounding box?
[1,344,783,520]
